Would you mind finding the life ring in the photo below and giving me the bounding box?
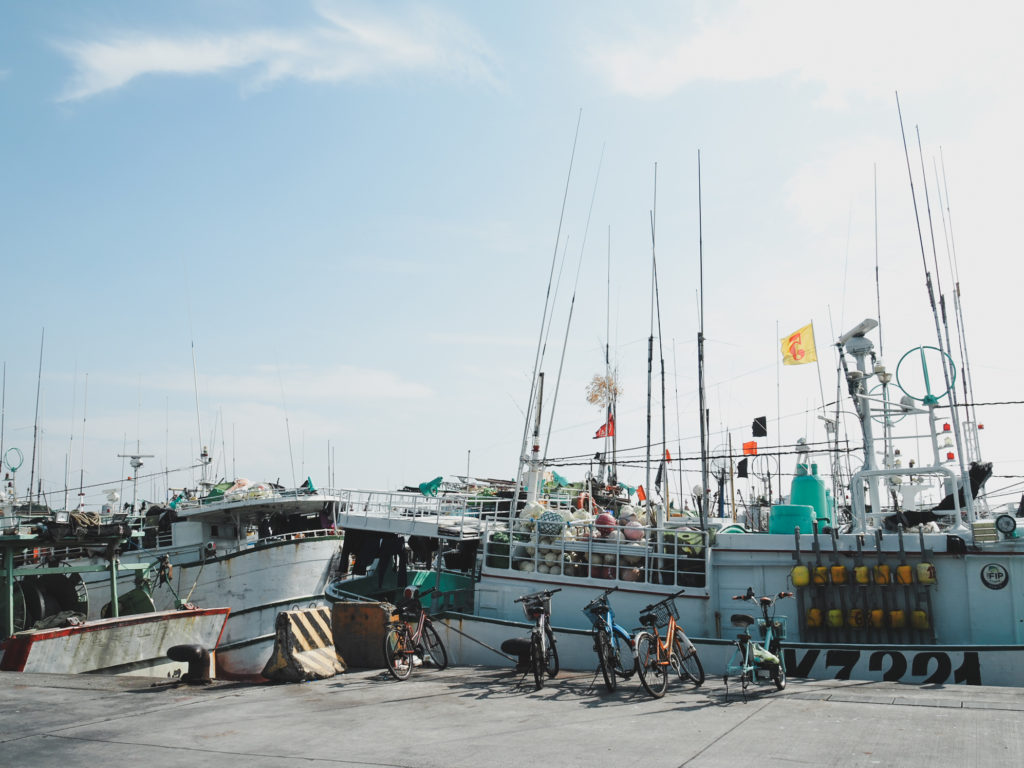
[576,492,591,510]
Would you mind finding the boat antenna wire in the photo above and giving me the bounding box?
[696,150,709,530]
[544,143,604,460]
[936,149,978,428]
[0,362,5,482]
[513,110,582,507]
[895,92,973,518]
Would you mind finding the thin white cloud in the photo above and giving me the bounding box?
[55,1,496,101]
[587,1,1024,105]
[96,364,433,404]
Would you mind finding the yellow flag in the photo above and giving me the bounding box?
[781,323,817,365]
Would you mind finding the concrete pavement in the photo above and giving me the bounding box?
[2,667,1022,767]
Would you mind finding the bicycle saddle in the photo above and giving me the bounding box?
[731,613,755,627]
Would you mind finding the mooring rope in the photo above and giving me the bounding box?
[440,619,517,662]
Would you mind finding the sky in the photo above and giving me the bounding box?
[2,1,1023,511]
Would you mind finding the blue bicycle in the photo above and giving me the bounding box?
[582,586,637,692]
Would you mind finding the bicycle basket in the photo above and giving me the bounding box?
[582,598,607,626]
[645,598,679,630]
[756,616,787,641]
[522,596,551,621]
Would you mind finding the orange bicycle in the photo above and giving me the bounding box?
[634,589,705,698]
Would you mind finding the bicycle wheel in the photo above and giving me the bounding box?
[612,629,636,680]
[544,624,559,678]
[670,634,705,687]
[596,629,616,692]
[771,661,787,690]
[383,625,413,681]
[420,622,449,670]
[530,630,544,690]
[634,631,668,699]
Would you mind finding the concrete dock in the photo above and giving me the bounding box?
[2,668,1022,767]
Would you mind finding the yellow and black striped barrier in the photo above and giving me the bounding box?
[261,606,347,683]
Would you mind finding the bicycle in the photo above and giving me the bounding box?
[723,587,793,699]
[634,588,705,698]
[513,588,561,690]
[382,586,449,680]
[582,586,636,692]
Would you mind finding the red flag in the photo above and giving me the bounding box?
[636,484,647,502]
[594,413,615,439]
[665,449,672,463]
[743,441,758,456]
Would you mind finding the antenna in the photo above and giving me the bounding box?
[512,110,582,511]
[696,150,709,531]
[117,452,154,514]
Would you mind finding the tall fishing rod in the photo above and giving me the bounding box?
[896,93,973,520]
[651,204,670,517]
[937,149,978,428]
[78,374,88,509]
[605,226,616,487]
[543,143,604,461]
[512,110,582,508]
[696,151,709,530]
[916,126,971,462]
[874,164,884,357]
[644,165,657,521]
[27,329,44,513]
[64,365,78,511]
[917,128,974,474]
[672,341,685,508]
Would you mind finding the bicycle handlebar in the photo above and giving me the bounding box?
[514,588,562,604]
[638,588,685,614]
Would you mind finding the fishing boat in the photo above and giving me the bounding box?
[1,470,347,680]
[0,519,230,676]
[315,308,1024,687]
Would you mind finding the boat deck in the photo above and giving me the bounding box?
[2,668,1021,767]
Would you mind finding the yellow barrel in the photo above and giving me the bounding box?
[830,565,848,584]
[813,566,828,585]
[807,608,823,627]
[847,608,864,628]
[874,564,890,585]
[889,610,906,628]
[870,609,885,628]
[896,565,913,585]
[827,609,843,628]
[791,565,810,587]
[916,562,937,585]
[854,565,870,584]
[912,610,930,630]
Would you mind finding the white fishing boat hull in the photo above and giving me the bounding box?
[0,607,230,676]
[437,613,1024,687]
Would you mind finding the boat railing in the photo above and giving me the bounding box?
[331,488,504,540]
[257,527,341,546]
[850,465,969,534]
[175,484,328,512]
[481,517,708,588]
